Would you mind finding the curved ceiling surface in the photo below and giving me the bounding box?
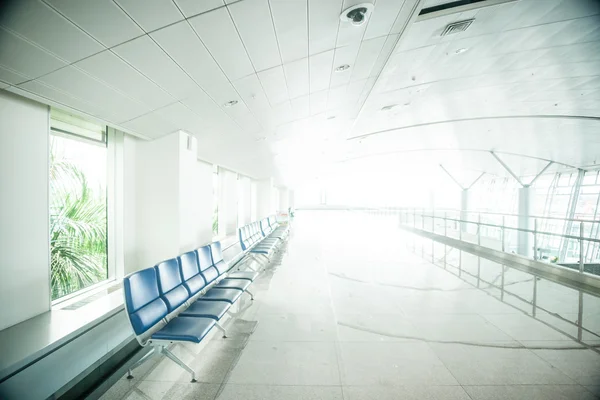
[0,0,598,186]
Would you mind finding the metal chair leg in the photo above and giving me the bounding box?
[161,346,197,383]
[214,321,228,338]
[126,347,156,379]
[246,289,254,301]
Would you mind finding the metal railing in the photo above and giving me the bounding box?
[394,208,600,276]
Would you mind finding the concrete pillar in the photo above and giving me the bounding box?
[460,189,469,232]
[256,178,275,220]
[218,168,238,236]
[517,186,533,257]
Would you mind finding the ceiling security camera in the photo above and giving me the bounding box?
[340,3,374,26]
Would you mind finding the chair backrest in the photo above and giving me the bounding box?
[179,250,206,296]
[239,226,250,250]
[197,246,219,283]
[123,268,168,336]
[268,215,277,228]
[155,258,190,313]
[260,219,271,236]
[210,242,229,275]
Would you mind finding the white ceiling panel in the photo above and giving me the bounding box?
[150,21,238,106]
[0,65,29,85]
[350,36,387,81]
[182,90,240,132]
[0,0,102,62]
[231,73,275,127]
[115,0,184,32]
[229,0,281,72]
[391,0,420,34]
[153,101,206,133]
[0,28,67,79]
[173,0,224,18]
[112,35,198,99]
[47,0,143,48]
[284,58,310,99]
[270,1,309,63]
[258,66,289,106]
[309,50,335,92]
[364,0,406,40]
[75,50,175,110]
[330,44,360,87]
[223,103,263,135]
[189,7,254,81]
[37,65,150,122]
[121,111,179,139]
[310,90,328,115]
[291,95,310,120]
[369,34,398,78]
[308,0,343,55]
[19,79,117,121]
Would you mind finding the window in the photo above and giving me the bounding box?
[49,110,109,300]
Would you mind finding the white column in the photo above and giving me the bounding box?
[256,178,275,219]
[240,176,252,225]
[289,190,295,210]
[460,189,469,232]
[517,186,533,257]
[218,168,238,236]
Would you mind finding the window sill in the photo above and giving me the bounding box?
[0,282,125,383]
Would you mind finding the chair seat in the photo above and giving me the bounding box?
[227,271,259,281]
[151,316,215,343]
[216,278,251,291]
[250,248,273,255]
[199,288,242,303]
[180,300,231,320]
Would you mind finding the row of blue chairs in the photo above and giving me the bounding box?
[123,215,288,382]
[238,216,289,259]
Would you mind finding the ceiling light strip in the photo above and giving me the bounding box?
[416,0,518,21]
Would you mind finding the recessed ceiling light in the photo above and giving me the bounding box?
[327,115,336,120]
[224,100,238,107]
[335,64,350,72]
[255,136,266,142]
[455,48,469,54]
[381,104,397,111]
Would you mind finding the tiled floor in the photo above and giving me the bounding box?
[100,211,600,400]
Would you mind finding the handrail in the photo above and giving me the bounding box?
[381,207,600,224]
[410,213,600,244]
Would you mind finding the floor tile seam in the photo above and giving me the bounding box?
[321,257,349,398]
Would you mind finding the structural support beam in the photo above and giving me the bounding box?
[528,161,553,186]
[467,172,485,190]
[439,164,464,190]
[490,151,524,187]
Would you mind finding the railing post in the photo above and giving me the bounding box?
[501,216,505,252]
[444,212,447,269]
[532,276,537,317]
[477,213,481,288]
[533,218,538,261]
[580,222,585,273]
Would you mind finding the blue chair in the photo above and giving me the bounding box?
[157,256,230,337]
[210,241,259,281]
[195,247,249,302]
[239,224,277,260]
[123,267,216,382]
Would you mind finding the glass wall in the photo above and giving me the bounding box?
[49,111,108,300]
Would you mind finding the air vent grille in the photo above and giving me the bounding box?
[441,19,474,36]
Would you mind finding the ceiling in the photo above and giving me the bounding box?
[0,0,599,187]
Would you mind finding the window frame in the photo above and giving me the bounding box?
[49,119,117,305]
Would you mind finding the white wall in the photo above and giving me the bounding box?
[179,133,200,253]
[195,160,214,246]
[279,188,289,213]
[240,176,252,225]
[0,91,50,330]
[218,168,238,236]
[134,132,180,269]
[256,178,275,220]
[123,135,138,275]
